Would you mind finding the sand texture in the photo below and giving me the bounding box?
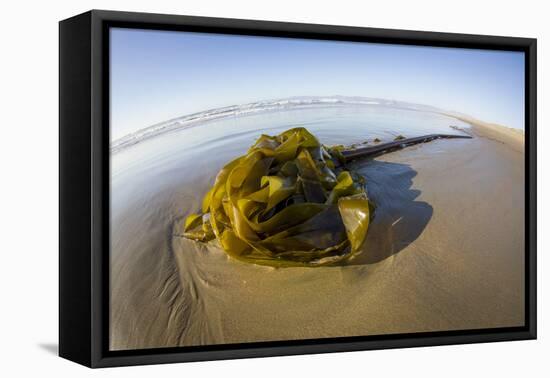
[109,121,524,350]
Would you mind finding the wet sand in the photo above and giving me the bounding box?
[109,120,524,350]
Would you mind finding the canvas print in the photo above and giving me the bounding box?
[109,28,525,351]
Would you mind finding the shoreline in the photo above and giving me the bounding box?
[442,112,524,153]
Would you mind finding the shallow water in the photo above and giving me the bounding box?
[111,105,470,211]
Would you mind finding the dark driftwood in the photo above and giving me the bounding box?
[341,134,472,162]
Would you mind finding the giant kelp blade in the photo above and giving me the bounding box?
[182,127,373,266]
[338,194,371,251]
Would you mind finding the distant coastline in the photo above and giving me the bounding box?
[110,95,523,154]
[109,96,447,153]
[442,112,524,153]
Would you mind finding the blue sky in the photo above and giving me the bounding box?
[110,27,525,141]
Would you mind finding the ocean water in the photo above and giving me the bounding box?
[111,103,471,191]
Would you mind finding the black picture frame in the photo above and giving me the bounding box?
[59,9,537,368]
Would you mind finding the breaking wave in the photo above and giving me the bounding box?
[110,96,447,153]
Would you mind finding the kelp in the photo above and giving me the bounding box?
[182,127,374,267]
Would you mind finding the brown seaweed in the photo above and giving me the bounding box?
[183,127,373,267]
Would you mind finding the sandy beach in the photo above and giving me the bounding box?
[109,118,524,351]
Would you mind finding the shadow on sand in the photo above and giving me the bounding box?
[344,160,433,266]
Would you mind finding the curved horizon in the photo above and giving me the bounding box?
[110,28,525,142]
[110,95,464,149]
